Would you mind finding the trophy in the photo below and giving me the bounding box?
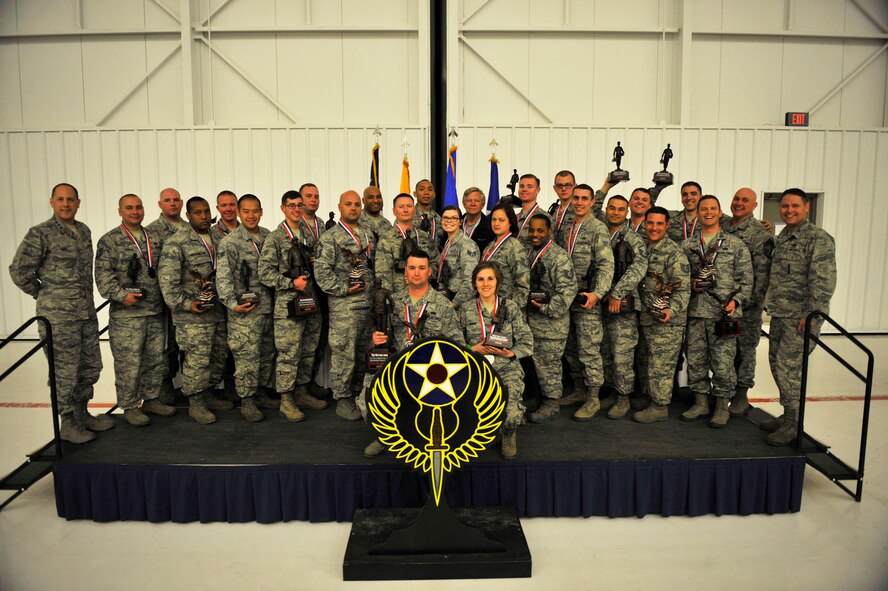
[418,214,432,234]
[188,269,217,311]
[284,241,319,318]
[573,262,596,306]
[499,169,521,207]
[652,143,674,186]
[606,237,634,314]
[325,212,337,230]
[237,260,261,306]
[367,288,395,371]
[712,289,742,338]
[608,142,630,183]
[692,241,721,291]
[434,259,455,300]
[341,247,368,290]
[647,272,681,320]
[125,254,147,298]
[395,234,418,275]
[528,261,550,308]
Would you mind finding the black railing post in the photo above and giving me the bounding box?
[41,318,63,459]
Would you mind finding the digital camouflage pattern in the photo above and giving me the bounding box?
[359,211,392,243]
[435,231,480,307]
[481,235,531,305]
[667,211,702,244]
[375,224,438,294]
[516,206,552,251]
[95,225,164,318]
[145,215,184,245]
[209,220,238,244]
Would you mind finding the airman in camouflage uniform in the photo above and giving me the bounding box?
[634,207,690,423]
[515,174,552,251]
[435,206,480,307]
[562,184,615,421]
[9,183,112,444]
[413,179,444,242]
[482,204,531,305]
[524,215,577,423]
[722,188,774,416]
[95,194,176,428]
[666,181,703,243]
[314,190,377,420]
[600,196,648,419]
[158,197,230,425]
[360,185,392,243]
[209,190,239,243]
[628,187,652,239]
[549,170,577,246]
[680,196,753,428]
[297,183,330,396]
[458,262,534,458]
[217,195,280,422]
[762,188,836,445]
[376,194,438,295]
[258,191,327,422]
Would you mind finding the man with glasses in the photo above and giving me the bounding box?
[550,170,577,246]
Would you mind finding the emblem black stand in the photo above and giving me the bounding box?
[343,338,532,581]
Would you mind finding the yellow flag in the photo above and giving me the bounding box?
[399,155,410,194]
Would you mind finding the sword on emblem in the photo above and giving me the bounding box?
[424,406,450,506]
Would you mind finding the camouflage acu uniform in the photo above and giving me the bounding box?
[146,215,184,243]
[481,236,530,305]
[630,219,647,238]
[313,223,377,399]
[435,231,480,307]
[158,226,227,397]
[95,225,165,410]
[359,211,392,244]
[564,217,615,394]
[299,215,326,250]
[637,238,690,405]
[145,215,185,379]
[375,224,439,294]
[258,221,323,393]
[667,212,702,244]
[552,203,576,248]
[765,220,836,409]
[526,241,577,400]
[9,217,102,416]
[723,215,774,390]
[209,220,238,244]
[602,224,648,397]
[217,224,276,398]
[516,205,552,251]
[414,208,443,242]
[682,231,753,399]
[458,297,534,428]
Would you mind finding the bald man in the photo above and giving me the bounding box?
[359,185,392,241]
[722,187,774,415]
[313,190,377,420]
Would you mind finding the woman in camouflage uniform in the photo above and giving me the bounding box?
[480,203,530,305]
[435,205,480,307]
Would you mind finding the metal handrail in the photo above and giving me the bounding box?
[798,311,874,501]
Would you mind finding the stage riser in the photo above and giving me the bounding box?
[53,458,805,523]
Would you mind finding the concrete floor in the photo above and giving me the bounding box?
[1,335,886,591]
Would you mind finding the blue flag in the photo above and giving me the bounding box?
[444,146,459,208]
[486,157,500,210]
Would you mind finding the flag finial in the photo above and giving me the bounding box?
[372,125,382,140]
[489,136,498,156]
[402,134,410,156]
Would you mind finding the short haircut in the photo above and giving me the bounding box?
[490,202,519,237]
[238,194,262,208]
[441,205,462,218]
[393,193,414,205]
[298,183,317,194]
[471,261,504,291]
[573,183,594,194]
[51,182,79,199]
[281,190,302,205]
[554,170,575,182]
[462,186,485,200]
[781,187,809,203]
[607,195,629,205]
[631,187,652,200]
[697,194,720,210]
[415,179,433,190]
[530,213,552,229]
[406,248,430,264]
[118,193,140,206]
[186,196,208,213]
[519,173,540,187]
[681,181,702,194]
[216,190,236,202]
[645,206,670,222]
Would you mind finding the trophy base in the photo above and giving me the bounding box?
[287,296,320,318]
[604,295,633,314]
[124,287,146,297]
[196,301,215,311]
[652,171,674,185]
[238,292,261,306]
[367,348,391,372]
[648,308,667,320]
[350,280,366,291]
[608,170,630,183]
[484,334,512,350]
[529,292,550,306]
[715,319,742,338]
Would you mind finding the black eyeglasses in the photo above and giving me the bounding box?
[554,183,575,190]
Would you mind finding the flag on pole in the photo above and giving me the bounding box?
[443,145,458,208]
[399,155,410,194]
[486,156,500,210]
[369,143,380,189]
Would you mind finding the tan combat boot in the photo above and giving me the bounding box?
[500,428,517,459]
[559,384,586,406]
[680,394,710,421]
[60,414,96,444]
[188,393,217,425]
[633,402,668,423]
[336,397,362,421]
[767,409,799,446]
[279,393,306,422]
[607,396,631,419]
[709,398,730,429]
[142,398,177,417]
[729,387,750,417]
[294,384,328,410]
[240,396,264,422]
[74,401,115,431]
[527,399,559,423]
[364,439,385,458]
[123,408,151,427]
[573,395,601,422]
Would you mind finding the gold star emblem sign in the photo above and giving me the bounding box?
[405,342,468,402]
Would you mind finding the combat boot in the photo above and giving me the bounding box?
[527,399,559,423]
[709,398,730,429]
[607,395,631,419]
[680,394,710,422]
[123,408,151,427]
[188,393,217,425]
[559,384,586,406]
[336,397,362,421]
[60,414,96,444]
[294,384,328,410]
[74,401,115,431]
[205,391,234,411]
[142,398,176,417]
[364,439,385,458]
[254,388,280,410]
[729,387,750,417]
[573,395,601,422]
[279,393,306,422]
[633,402,668,423]
[240,397,264,422]
[500,428,517,459]
[760,411,788,433]
[767,409,798,446]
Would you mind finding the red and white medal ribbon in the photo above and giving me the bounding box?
[555,203,571,234]
[476,296,499,342]
[199,234,216,269]
[438,235,455,279]
[120,224,154,269]
[338,221,371,258]
[482,233,511,261]
[519,203,540,233]
[566,219,585,255]
[463,217,479,238]
[301,216,320,241]
[405,301,429,343]
[529,239,552,270]
[683,216,698,240]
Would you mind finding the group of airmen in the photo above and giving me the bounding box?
[9,171,836,460]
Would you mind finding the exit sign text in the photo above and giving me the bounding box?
[785,112,809,127]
